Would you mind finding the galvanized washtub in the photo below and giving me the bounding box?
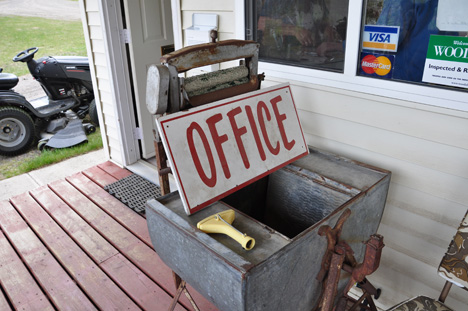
[146,146,391,311]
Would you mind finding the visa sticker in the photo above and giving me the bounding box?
[362,25,400,52]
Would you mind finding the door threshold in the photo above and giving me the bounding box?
[125,159,177,192]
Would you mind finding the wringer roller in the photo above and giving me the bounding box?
[146,37,264,115]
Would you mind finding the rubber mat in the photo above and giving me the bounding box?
[104,174,161,214]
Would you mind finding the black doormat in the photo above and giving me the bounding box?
[104,174,162,214]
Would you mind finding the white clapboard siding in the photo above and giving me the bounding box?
[289,83,468,149]
[85,0,98,11]
[387,182,465,228]
[80,0,119,161]
[299,110,468,179]
[181,0,234,11]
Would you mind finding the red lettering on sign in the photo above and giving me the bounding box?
[206,113,231,179]
[270,95,295,150]
[258,101,280,155]
[245,105,266,161]
[227,107,249,169]
[187,122,217,187]
[185,91,298,190]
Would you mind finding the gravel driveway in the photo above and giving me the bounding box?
[0,0,80,20]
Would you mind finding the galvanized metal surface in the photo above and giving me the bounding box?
[146,146,391,311]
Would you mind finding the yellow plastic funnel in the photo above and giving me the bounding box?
[197,210,255,250]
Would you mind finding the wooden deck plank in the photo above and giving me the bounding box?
[48,179,175,291]
[0,200,97,311]
[0,285,12,311]
[30,186,186,311]
[82,165,118,187]
[49,178,217,311]
[29,186,119,264]
[0,229,54,311]
[66,172,152,247]
[98,161,133,180]
[100,253,186,311]
[10,192,141,311]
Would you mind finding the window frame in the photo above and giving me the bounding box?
[243,0,468,112]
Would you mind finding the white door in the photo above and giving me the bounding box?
[123,0,174,158]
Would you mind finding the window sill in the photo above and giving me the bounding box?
[259,61,468,113]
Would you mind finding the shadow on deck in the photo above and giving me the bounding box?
[0,161,218,311]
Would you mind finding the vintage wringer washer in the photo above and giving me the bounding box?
[145,39,391,311]
[146,37,263,115]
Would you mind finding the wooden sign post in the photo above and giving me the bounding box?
[156,83,308,215]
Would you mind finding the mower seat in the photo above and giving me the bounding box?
[0,72,19,90]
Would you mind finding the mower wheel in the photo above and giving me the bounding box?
[88,100,99,127]
[0,107,36,156]
[83,123,96,135]
[37,140,48,152]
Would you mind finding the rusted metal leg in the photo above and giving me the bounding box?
[343,234,384,294]
[169,277,185,311]
[336,235,383,311]
[154,139,171,195]
[335,280,380,311]
[319,245,347,311]
[365,292,378,311]
[169,272,200,311]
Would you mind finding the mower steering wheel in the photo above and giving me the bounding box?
[13,47,39,62]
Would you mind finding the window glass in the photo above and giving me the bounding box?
[253,0,349,72]
[359,0,468,90]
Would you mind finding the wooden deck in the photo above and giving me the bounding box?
[0,161,218,311]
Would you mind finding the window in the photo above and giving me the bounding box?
[359,0,468,90]
[245,0,468,110]
[248,0,350,72]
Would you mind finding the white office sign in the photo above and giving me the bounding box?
[156,83,309,215]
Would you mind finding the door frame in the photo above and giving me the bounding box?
[99,0,140,166]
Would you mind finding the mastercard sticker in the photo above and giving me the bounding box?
[360,53,394,79]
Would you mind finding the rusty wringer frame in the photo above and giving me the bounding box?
[145,32,391,311]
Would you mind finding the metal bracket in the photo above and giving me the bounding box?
[169,272,200,311]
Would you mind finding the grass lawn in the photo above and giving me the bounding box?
[0,128,103,179]
[0,16,87,76]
